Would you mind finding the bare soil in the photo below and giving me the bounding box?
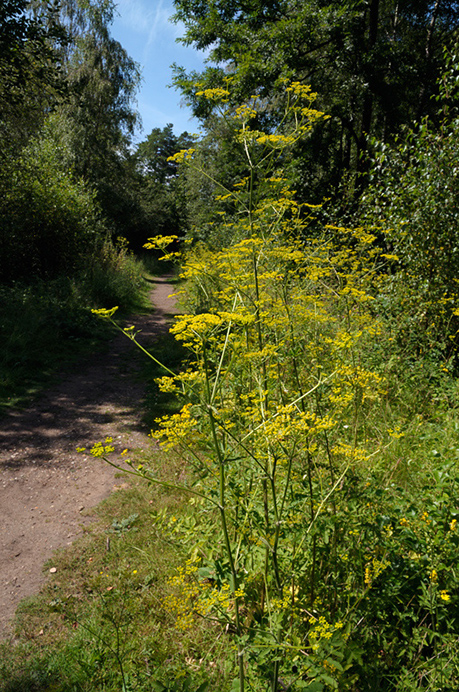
[0,275,177,639]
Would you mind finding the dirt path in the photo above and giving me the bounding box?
[0,275,177,639]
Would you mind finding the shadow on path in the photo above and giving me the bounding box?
[0,274,178,638]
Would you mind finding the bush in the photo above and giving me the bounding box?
[126,85,459,691]
[0,115,106,283]
[358,52,459,366]
[83,237,147,311]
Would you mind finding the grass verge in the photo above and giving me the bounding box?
[0,452,233,692]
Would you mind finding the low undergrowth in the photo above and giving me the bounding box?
[0,242,148,412]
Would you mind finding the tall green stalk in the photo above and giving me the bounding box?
[203,341,245,692]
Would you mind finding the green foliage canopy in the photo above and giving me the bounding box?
[0,0,67,151]
[172,0,459,199]
[134,125,194,244]
[0,115,105,282]
[0,0,144,284]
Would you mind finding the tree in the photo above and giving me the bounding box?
[0,0,142,283]
[172,0,459,201]
[137,124,185,185]
[57,0,140,212]
[0,0,67,153]
[356,46,459,357]
[134,125,194,245]
[21,0,142,234]
[0,113,106,282]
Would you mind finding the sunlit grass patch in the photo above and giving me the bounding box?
[0,458,232,692]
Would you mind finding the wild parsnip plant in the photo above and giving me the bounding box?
[94,83,459,691]
[146,228,388,690]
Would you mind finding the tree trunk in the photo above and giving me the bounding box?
[357,0,380,187]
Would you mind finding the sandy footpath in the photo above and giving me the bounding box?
[0,275,177,638]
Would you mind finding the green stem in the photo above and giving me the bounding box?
[106,316,177,376]
[100,455,218,506]
[203,342,245,692]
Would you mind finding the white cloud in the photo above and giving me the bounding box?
[145,1,173,55]
[114,1,174,38]
[114,0,183,64]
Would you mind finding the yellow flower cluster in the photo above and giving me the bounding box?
[143,235,178,250]
[151,404,198,450]
[285,82,317,99]
[262,407,334,443]
[165,556,244,631]
[170,313,223,348]
[91,306,119,318]
[90,436,115,458]
[256,133,296,146]
[387,426,405,439]
[195,87,230,102]
[154,376,180,393]
[364,558,390,588]
[165,558,201,631]
[166,148,196,164]
[308,616,344,651]
[234,104,257,121]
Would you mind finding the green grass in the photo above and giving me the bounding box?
[0,458,233,692]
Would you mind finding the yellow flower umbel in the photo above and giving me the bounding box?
[91,306,119,318]
[151,404,199,450]
[308,616,345,652]
[364,558,390,588]
[90,437,115,458]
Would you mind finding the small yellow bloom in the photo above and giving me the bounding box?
[450,519,457,531]
[91,306,119,318]
[364,565,372,586]
[440,590,450,601]
[144,234,178,249]
[90,440,115,457]
[387,426,405,439]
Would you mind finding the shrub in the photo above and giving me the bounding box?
[0,115,106,283]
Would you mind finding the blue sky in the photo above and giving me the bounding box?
[111,0,207,142]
